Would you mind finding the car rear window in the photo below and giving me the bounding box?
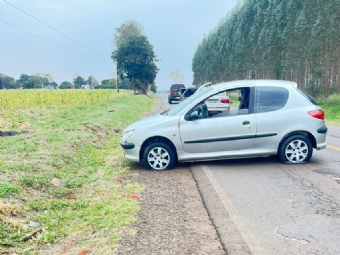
[255,87,288,113]
[297,89,318,105]
[171,84,185,92]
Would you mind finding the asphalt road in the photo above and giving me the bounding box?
[159,94,340,255]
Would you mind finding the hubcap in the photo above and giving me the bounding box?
[285,139,308,163]
[147,147,170,170]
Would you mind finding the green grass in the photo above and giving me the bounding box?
[0,183,20,198]
[0,90,155,254]
[317,94,340,126]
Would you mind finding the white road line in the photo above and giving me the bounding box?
[201,165,265,255]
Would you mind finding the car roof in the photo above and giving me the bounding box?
[210,80,297,91]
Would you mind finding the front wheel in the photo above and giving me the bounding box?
[143,142,175,171]
[278,134,313,164]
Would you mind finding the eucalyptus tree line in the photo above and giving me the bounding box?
[192,0,340,97]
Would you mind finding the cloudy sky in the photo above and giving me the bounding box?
[0,0,237,90]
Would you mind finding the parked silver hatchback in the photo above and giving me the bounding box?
[120,80,327,171]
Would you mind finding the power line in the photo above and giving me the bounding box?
[4,0,109,59]
[0,18,111,64]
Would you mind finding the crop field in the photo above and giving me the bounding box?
[0,89,155,254]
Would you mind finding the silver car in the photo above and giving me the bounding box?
[120,80,327,171]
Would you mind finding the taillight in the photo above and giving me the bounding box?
[220,99,230,104]
[308,110,324,120]
[168,91,172,96]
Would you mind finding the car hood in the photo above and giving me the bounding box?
[123,113,173,132]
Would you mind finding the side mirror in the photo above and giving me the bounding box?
[190,111,199,120]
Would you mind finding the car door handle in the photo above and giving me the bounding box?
[242,121,250,125]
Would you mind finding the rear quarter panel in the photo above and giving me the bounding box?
[252,86,325,152]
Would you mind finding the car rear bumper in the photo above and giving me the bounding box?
[169,96,181,100]
[313,126,327,150]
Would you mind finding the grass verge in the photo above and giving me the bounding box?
[0,90,155,254]
[317,94,340,126]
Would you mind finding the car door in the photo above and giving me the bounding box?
[179,87,258,154]
[179,113,258,154]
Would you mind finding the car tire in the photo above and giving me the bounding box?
[143,142,175,171]
[278,134,313,164]
[168,99,172,104]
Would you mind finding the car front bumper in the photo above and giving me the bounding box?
[120,141,140,162]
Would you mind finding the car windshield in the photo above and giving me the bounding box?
[167,87,212,116]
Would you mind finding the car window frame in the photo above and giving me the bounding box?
[184,86,254,121]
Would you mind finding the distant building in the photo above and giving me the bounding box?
[44,85,55,90]
[81,85,93,89]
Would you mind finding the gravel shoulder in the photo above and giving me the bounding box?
[116,96,225,255]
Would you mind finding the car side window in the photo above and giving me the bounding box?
[254,87,288,113]
[185,87,251,120]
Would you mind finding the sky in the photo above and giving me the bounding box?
[0,0,238,90]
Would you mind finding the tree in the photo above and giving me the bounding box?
[169,70,183,83]
[150,82,157,93]
[17,74,30,88]
[192,0,340,96]
[87,75,99,88]
[23,75,48,89]
[98,78,117,89]
[73,76,86,89]
[59,81,73,89]
[112,20,145,93]
[119,77,133,90]
[33,73,54,88]
[0,74,17,89]
[112,35,159,94]
[112,20,144,51]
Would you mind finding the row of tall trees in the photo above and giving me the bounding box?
[111,20,158,94]
[0,73,123,90]
[192,0,340,97]
[0,73,57,89]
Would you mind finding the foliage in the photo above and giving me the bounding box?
[150,81,157,93]
[112,35,158,94]
[112,20,144,51]
[0,89,155,254]
[87,75,99,88]
[0,74,18,89]
[192,0,340,96]
[97,78,116,89]
[119,77,133,90]
[59,81,73,89]
[317,93,340,125]
[73,75,86,89]
[23,75,48,89]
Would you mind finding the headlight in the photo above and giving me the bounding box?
[121,130,134,142]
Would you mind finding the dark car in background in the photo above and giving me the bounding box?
[180,87,197,101]
[168,84,185,104]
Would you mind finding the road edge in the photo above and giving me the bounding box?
[191,163,254,255]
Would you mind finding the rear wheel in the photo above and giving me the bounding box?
[168,98,172,104]
[143,142,175,170]
[278,134,313,164]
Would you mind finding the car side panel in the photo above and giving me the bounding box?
[179,114,258,154]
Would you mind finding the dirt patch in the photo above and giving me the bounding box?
[116,164,225,255]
